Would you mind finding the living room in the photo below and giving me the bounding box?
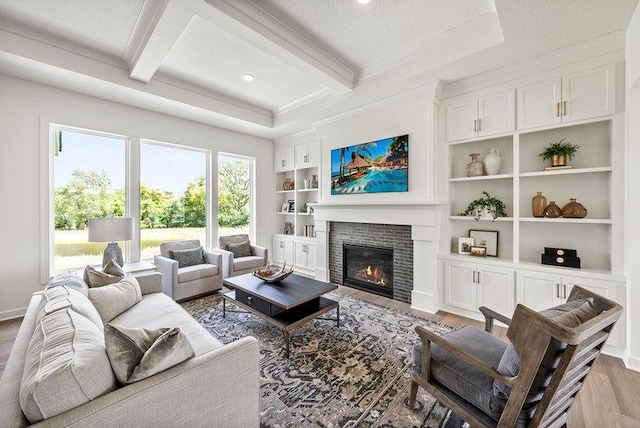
[1,0,640,426]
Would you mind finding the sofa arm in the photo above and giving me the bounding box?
[213,248,233,279]
[251,245,268,265]
[203,250,223,272]
[153,255,178,299]
[34,337,261,428]
[134,272,163,295]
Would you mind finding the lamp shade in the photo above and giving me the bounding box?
[88,217,134,242]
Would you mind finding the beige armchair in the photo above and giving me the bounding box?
[153,239,223,301]
[218,234,268,278]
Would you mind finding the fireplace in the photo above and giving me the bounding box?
[343,243,393,298]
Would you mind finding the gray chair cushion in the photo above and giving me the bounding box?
[233,256,266,272]
[219,234,251,250]
[227,241,252,258]
[177,264,219,283]
[169,247,205,268]
[413,325,507,420]
[159,239,201,258]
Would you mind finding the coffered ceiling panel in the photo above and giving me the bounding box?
[0,0,145,58]
[158,16,327,111]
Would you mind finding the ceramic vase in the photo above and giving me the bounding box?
[532,192,547,217]
[310,174,318,188]
[466,153,484,177]
[303,179,310,189]
[561,198,587,218]
[543,201,562,218]
[483,148,502,175]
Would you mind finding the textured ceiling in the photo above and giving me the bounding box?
[158,16,326,111]
[0,0,145,58]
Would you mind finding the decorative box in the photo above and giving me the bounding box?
[541,254,581,269]
[543,247,578,258]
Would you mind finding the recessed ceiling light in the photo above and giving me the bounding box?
[243,74,255,82]
[357,0,372,4]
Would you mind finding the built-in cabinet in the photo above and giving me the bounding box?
[446,90,515,142]
[274,147,295,171]
[294,239,317,272]
[517,64,615,130]
[295,142,320,168]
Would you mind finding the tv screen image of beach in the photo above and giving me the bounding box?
[330,134,408,195]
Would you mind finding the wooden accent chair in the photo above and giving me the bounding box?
[410,286,623,427]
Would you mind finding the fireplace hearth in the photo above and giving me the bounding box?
[343,243,393,298]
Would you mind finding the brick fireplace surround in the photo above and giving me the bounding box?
[311,202,441,314]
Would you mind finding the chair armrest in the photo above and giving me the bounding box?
[203,250,222,271]
[134,272,162,295]
[212,248,233,278]
[34,337,261,428]
[250,245,268,264]
[415,326,514,387]
[153,255,178,299]
[479,306,512,333]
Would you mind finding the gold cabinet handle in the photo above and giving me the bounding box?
[563,101,567,116]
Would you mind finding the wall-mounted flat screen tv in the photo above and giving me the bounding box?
[330,134,408,195]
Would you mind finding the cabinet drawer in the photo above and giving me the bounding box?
[236,290,284,317]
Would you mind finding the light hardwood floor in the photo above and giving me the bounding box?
[1,286,638,427]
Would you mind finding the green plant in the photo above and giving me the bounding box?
[538,138,580,161]
[458,191,507,221]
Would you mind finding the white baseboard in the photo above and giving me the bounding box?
[0,306,27,322]
[411,290,438,314]
[625,354,640,372]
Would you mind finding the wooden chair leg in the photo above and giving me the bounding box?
[409,380,418,409]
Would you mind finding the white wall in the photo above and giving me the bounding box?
[0,75,274,320]
[626,2,640,371]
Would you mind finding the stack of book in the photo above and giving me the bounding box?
[303,225,315,237]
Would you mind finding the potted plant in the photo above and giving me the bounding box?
[538,138,580,167]
[458,191,507,221]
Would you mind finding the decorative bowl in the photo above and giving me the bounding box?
[253,263,294,283]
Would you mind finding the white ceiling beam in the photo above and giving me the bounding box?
[186,0,355,91]
[126,0,195,83]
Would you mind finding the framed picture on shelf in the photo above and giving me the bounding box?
[469,230,499,257]
[287,200,295,212]
[281,202,289,212]
[458,237,474,255]
[470,246,487,257]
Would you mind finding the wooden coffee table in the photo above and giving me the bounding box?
[222,273,339,357]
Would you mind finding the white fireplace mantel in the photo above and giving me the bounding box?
[311,201,443,313]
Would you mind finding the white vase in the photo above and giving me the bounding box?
[483,148,502,176]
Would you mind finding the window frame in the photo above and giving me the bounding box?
[217,152,256,243]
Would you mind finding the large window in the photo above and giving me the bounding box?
[140,141,209,259]
[218,154,254,240]
[52,126,126,271]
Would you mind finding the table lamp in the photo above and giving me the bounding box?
[88,217,134,267]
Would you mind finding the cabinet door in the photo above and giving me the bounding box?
[517,78,562,130]
[477,266,514,317]
[306,242,317,270]
[444,261,477,311]
[446,100,477,142]
[294,145,308,168]
[478,91,515,137]
[306,141,320,167]
[272,237,286,263]
[274,148,294,171]
[562,64,615,123]
[293,241,306,268]
[516,270,562,311]
[283,239,294,265]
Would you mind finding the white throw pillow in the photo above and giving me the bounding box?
[88,273,143,323]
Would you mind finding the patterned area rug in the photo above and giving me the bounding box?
[182,290,464,427]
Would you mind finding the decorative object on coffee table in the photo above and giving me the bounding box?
[458,191,507,221]
[543,201,562,218]
[482,148,502,175]
[539,137,580,168]
[469,229,499,257]
[561,198,587,218]
[283,177,294,190]
[253,262,294,283]
[88,217,134,267]
[466,153,484,177]
[532,191,547,217]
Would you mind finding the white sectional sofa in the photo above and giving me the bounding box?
[0,272,260,427]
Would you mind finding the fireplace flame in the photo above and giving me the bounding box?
[357,264,387,286]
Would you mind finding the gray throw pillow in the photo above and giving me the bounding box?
[493,298,597,400]
[88,273,143,323]
[104,324,195,384]
[169,247,205,268]
[84,259,125,288]
[227,241,252,258]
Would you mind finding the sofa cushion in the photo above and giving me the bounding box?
[104,324,195,384]
[88,273,143,323]
[83,260,125,287]
[45,272,89,296]
[227,241,252,258]
[38,285,103,329]
[20,308,117,423]
[233,256,265,272]
[177,264,218,283]
[170,247,205,268]
[110,293,222,356]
